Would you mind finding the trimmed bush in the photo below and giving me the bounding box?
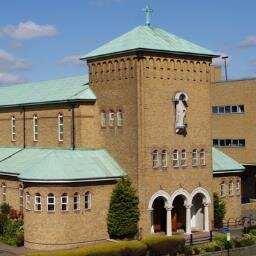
[142,235,185,256]
[0,202,10,215]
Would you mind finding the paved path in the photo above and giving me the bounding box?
[0,242,35,256]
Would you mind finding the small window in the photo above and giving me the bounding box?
[218,106,224,113]
[232,139,239,147]
[117,110,123,127]
[161,150,168,168]
[239,139,245,147]
[109,110,115,127]
[19,185,23,211]
[74,192,80,211]
[226,139,232,147]
[58,113,64,142]
[225,106,231,113]
[199,149,206,166]
[180,149,187,167]
[220,140,225,147]
[33,114,38,142]
[152,150,159,168]
[101,111,107,127]
[238,105,244,113]
[213,139,219,147]
[228,181,233,196]
[85,192,91,209]
[25,192,30,210]
[220,182,226,197]
[172,150,179,168]
[61,193,68,211]
[2,183,6,203]
[35,193,41,211]
[231,105,238,113]
[212,106,218,113]
[11,116,16,141]
[236,180,240,195]
[192,149,198,166]
[47,193,55,212]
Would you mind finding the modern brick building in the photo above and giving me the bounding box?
[0,17,254,250]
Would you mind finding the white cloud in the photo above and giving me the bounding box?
[1,21,57,40]
[0,72,25,85]
[212,52,231,66]
[239,35,256,48]
[58,55,83,66]
[0,49,31,70]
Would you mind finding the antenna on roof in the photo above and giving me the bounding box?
[143,4,153,26]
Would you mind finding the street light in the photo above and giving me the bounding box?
[222,56,228,81]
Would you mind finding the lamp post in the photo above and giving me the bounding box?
[222,56,228,81]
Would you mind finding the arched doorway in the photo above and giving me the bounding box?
[152,197,166,233]
[172,195,186,232]
[191,193,204,231]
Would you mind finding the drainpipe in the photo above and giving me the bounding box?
[23,107,26,148]
[70,104,75,150]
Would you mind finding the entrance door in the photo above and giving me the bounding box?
[152,197,166,233]
[172,195,186,232]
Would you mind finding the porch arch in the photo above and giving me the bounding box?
[148,190,171,210]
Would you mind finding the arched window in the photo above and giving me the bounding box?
[101,111,107,127]
[11,116,16,141]
[35,193,41,211]
[199,149,206,166]
[58,113,64,142]
[73,192,80,211]
[109,110,115,127]
[85,192,91,209]
[236,180,240,195]
[25,192,30,210]
[152,150,159,168]
[228,181,233,196]
[117,110,123,127]
[172,150,179,167]
[33,114,38,141]
[19,185,23,211]
[192,149,198,166]
[47,193,55,212]
[220,182,226,197]
[61,193,68,211]
[180,149,187,167]
[161,150,168,168]
[2,183,6,203]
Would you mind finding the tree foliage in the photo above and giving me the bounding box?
[213,193,226,228]
[108,177,140,239]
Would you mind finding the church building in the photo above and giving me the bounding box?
[0,8,254,250]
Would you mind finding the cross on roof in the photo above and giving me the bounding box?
[143,4,153,26]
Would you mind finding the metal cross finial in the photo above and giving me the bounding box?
[143,4,153,26]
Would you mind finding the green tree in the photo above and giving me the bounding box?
[107,177,140,239]
[213,193,226,228]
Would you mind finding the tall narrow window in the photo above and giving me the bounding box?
[73,192,80,211]
[34,193,41,211]
[85,192,91,209]
[117,110,123,127]
[192,149,198,166]
[220,182,225,197]
[47,193,55,212]
[33,114,38,142]
[101,111,106,127]
[25,192,30,210]
[58,113,64,142]
[161,150,168,168]
[180,149,187,167]
[61,193,68,211]
[152,150,159,168]
[2,183,6,203]
[19,185,23,211]
[172,150,179,167]
[199,149,206,166]
[228,181,233,196]
[236,180,240,195]
[11,116,16,141]
[109,110,115,127]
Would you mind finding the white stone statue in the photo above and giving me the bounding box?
[174,92,188,134]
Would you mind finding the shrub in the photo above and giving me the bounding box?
[142,235,185,256]
[122,240,147,256]
[0,203,10,215]
[108,177,140,239]
[2,219,24,246]
[213,193,226,228]
[0,213,8,235]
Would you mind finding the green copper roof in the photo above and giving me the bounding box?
[0,148,126,182]
[212,147,245,174]
[0,75,96,108]
[81,25,219,60]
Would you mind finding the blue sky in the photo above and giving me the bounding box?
[0,0,255,85]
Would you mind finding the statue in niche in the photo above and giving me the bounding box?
[174,92,188,135]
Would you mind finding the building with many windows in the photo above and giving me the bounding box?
[0,18,254,250]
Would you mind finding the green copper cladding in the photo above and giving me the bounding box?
[81,25,219,60]
[0,75,96,108]
[212,147,245,173]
